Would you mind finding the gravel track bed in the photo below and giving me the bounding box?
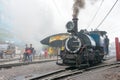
[0,57,116,80]
[65,64,120,80]
[0,61,67,80]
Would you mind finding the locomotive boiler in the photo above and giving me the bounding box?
[57,18,109,67]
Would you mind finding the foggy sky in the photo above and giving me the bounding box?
[0,0,120,49]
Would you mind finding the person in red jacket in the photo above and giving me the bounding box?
[27,44,34,62]
[44,49,48,58]
[23,44,29,62]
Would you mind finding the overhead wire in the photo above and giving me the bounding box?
[52,0,64,19]
[87,0,104,29]
[95,0,118,29]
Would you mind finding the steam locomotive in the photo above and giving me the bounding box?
[57,18,109,67]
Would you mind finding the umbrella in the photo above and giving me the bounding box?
[40,33,70,47]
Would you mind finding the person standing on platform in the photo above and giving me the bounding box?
[104,35,109,55]
[44,49,48,58]
[23,44,29,62]
[28,44,34,62]
[33,49,36,60]
[0,50,3,59]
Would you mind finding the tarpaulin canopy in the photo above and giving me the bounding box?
[40,33,70,47]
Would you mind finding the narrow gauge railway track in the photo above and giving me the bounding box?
[0,59,57,69]
[29,67,77,80]
[29,61,120,80]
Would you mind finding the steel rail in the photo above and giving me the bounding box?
[29,61,120,80]
[29,67,77,80]
[51,62,120,80]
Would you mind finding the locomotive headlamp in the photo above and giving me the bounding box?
[66,21,74,32]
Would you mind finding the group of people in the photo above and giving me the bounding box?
[23,44,35,62]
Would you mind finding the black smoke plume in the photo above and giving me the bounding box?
[72,0,85,18]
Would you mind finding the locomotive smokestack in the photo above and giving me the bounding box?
[72,0,84,33]
[72,18,78,32]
